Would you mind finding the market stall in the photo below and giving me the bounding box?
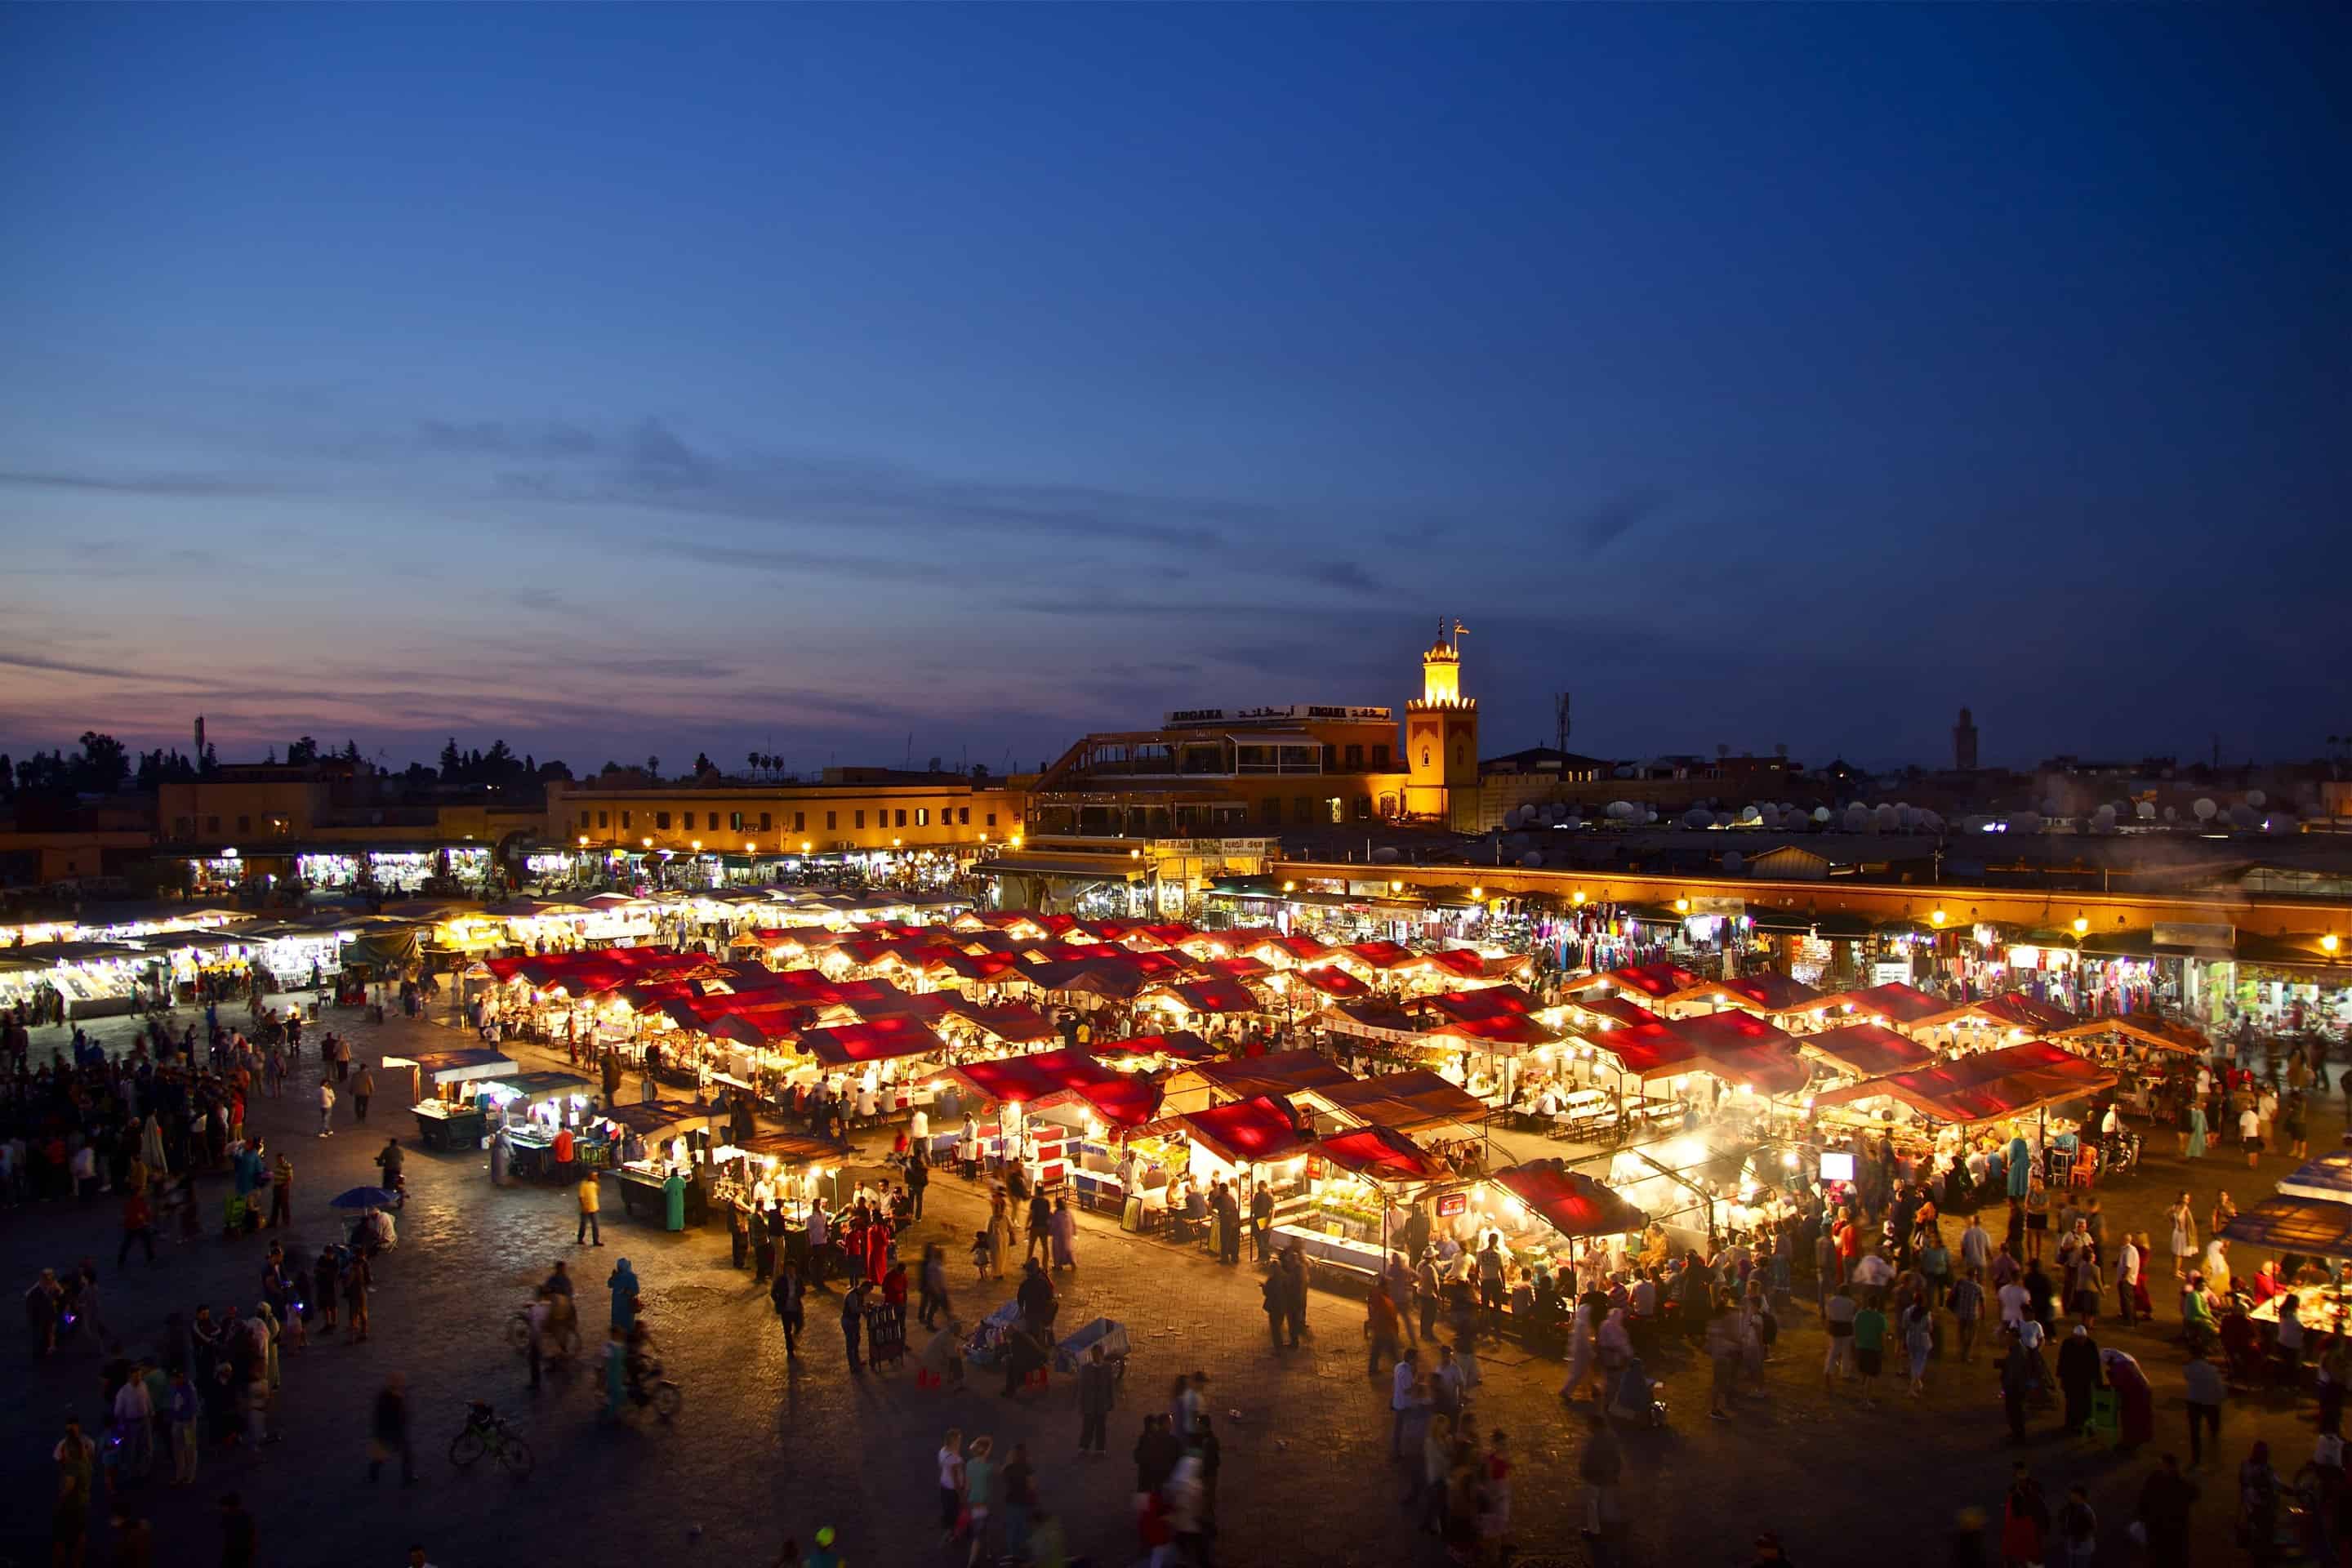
[599,1100,717,1225]
[1272,1124,1446,1279]
[479,1071,597,1178]
[390,1048,519,1148]
[1157,1049,1354,1116]
[1140,1093,1314,1245]
[1469,1157,1650,1282]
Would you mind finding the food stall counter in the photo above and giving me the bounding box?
[412,1100,487,1152]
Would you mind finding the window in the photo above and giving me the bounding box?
[985,813,996,828]
[854,811,866,829]
[895,809,907,827]
[205,815,220,835]
[788,811,801,831]
[706,812,719,831]
[1373,744,1390,769]
[620,810,632,830]
[1420,746,1431,768]
[959,807,969,826]
[1258,797,1282,826]
[1292,796,1314,824]
[597,810,609,829]
[1327,796,1344,824]
[825,812,836,831]
[657,812,671,831]
[916,808,930,826]
[236,815,251,833]
[728,812,744,831]
[760,812,773,832]
[1343,744,1363,769]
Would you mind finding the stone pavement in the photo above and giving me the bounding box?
[1,1003,2336,1566]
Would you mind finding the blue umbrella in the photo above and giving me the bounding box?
[328,1187,399,1209]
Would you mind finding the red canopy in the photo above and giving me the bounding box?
[1166,1094,1310,1166]
[1489,1160,1647,1240]
[1583,961,1706,1000]
[1672,972,1825,1015]
[922,951,1028,983]
[1091,1031,1216,1063]
[1588,1019,1702,1079]
[1318,1125,1443,1184]
[1801,1022,1940,1080]
[1200,955,1273,982]
[949,1003,1059,1045]
[1815,1040,2114,1122]
[1571,996,1664,1029]
[1256,933,1334,964]
[1147,980,1262,1014]
[795,1016,947,1067]
[1815,981,1950,1029]
[1339,939,1418,969]
[1175,1049,1355,1100]
[1290,965,1371,1000]
[1315,1069,1490,1136]
[1423,986,1541,1024]
[1427,1014,1561,1055]
[942,1049,1161,1127]
[1132,922,1200,949]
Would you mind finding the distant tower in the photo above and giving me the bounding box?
[1405,619,1480,831]
[193,715,206,759]
[1953,706,1979,772]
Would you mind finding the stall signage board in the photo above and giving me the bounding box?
[1690,897,1745,917]
[1161,705,1392,727]
[1873,960,1913,987]
[1437,1192,1468,1217]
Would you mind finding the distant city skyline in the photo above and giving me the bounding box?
[3,7,2345,772]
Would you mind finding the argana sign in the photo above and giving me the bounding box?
[1162,704,1392,726]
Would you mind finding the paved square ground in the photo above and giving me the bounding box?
[0,1002,2329,1566]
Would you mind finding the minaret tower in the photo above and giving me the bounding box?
[1404,617,1480,830]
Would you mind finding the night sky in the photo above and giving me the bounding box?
[2,6,2345,775]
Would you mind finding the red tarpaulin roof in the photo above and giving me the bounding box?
[1290,965,1371,999]
[1165,1094,1310,1166]
[1570,996,1664,1030]
[1133,922,1200,948]
[1428,1014,1561,1054]
[1176,1049,1356,1099]
[1815,1040,2114,1122]
[1317,1125,1444,1184]
[1342,940,1418,971]
[1146,980,1262,1014]
[1314,1069,1490,1135]
[1018,957,1150,999]
[922,951,1028,983]
[1200,955,1273,982]
[1800,1022,1940,1080]
[1253,933,1334,964]
[1668,972,1826,1015]
[1091,1031,1215,1062]
[948,1002,1059,1045]
[795,1016,947,1066]
[1576,960,1706,1000]
[706,1011,803,1046]
[1586,1019,1701,1079]
[1423,986,1541,1024]
[2050,1011,2211,1054]
[1424,947,1498,979]
[1320,999,1425,1038]
[1490,1160,1647,1240]
[1815,982,1950,1028]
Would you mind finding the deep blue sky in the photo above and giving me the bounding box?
[2,5,2345,775]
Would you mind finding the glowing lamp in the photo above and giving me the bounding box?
[2072,917,2088,935]
[2326,934,2342,955]
[1930,909,1946,926]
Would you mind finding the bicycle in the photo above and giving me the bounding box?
[448,1401,533,1477]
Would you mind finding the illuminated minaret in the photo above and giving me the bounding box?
[1405,618,1479,830]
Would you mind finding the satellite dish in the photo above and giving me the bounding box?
[2228,804,2258,829]
[2193,798,2217,821]
[1812,806,1831,824]
[2163,806,2178,823]
[1370,846,1400,863]
[2092,805,2117,830]
[1739,805,1761,824]
[2247,790,2266,808]
[1685,807,1713,829]
[2136,800,2156,821]
[1722,851,1745,873]
[1642,808,1659,824]
[1713,811,1734,828]
[1519,852,1544,868]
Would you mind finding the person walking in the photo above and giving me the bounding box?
[369,1373,415,1484]
[316,1080,336,1138]
[937,1430,967,1547]
[770,1257,805,1359]
[1250,1181,1273,1263]
[576,1173,602,1246]
[167,1365,200,1485]
[1367,1282,1404,1377]
[352,1065,375,1125]
[1049,1194,1077,1272]
[118,1187,157,1267]
[607,1257,639,1332]
[919,1243,950,1332]
[1077,1343,1114,1456]
[2184,1344,2225,1466]
[840,1279,868,1374]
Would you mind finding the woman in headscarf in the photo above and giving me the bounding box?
[1048,1194,1077,1272]
[140,1115,168,1177]
[607,1257,640,1332]
[2098,1346,2154,1450]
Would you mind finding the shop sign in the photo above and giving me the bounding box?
[1689,896,1744,917]
[1437,1192,1468,1217]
